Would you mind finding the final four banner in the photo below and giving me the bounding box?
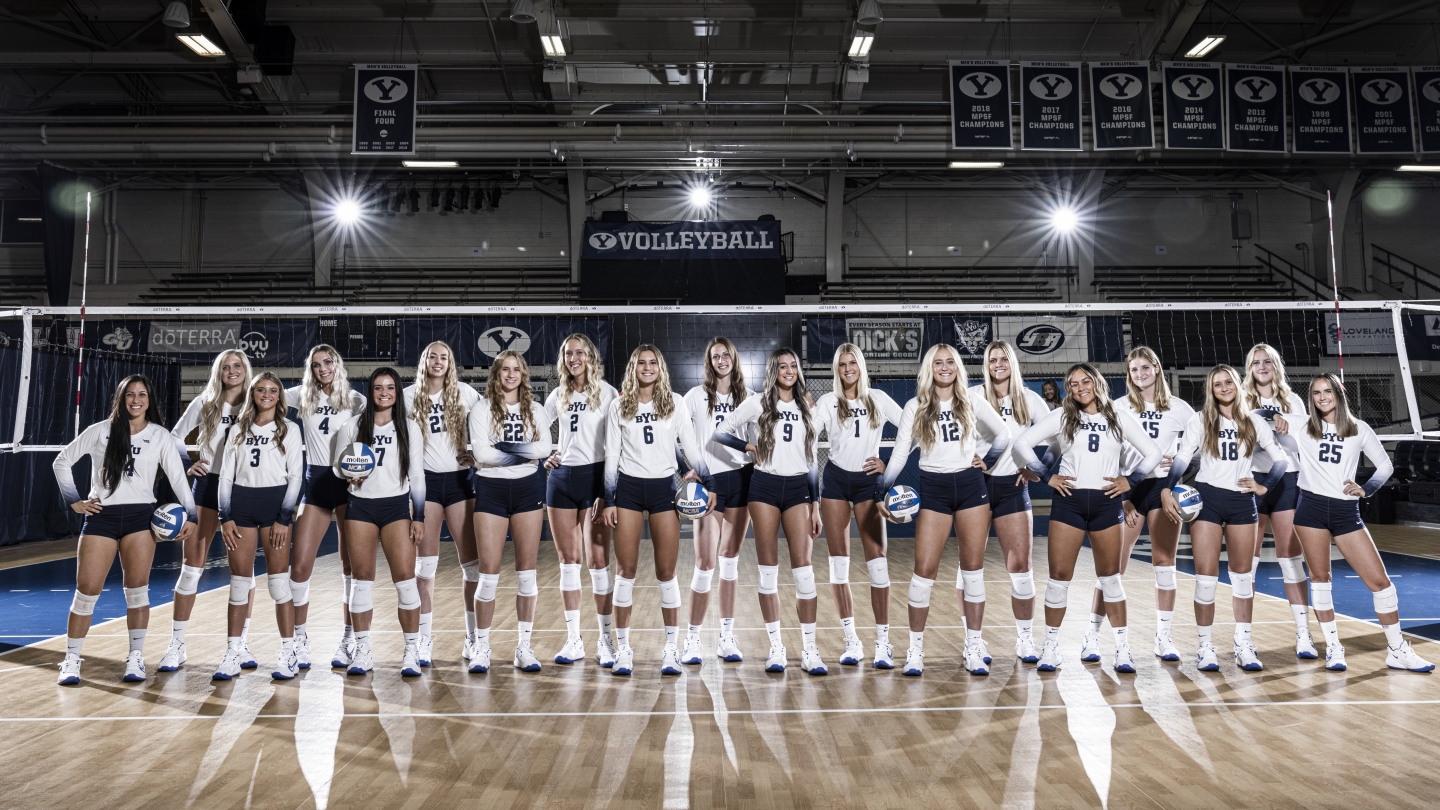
[1020,62,1082,150]
[1291,66,1352,153]
[1352,67,1415,153]
[399,317,609,368]
[949,60,1014,149]
[351,64,417,156]
[1162,62,1224,150]
[1415,67,1440,152]
[1225,64,1286,153]
[1089,62,1154,150]
[581,220,780,260]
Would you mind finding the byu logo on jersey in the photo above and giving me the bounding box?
[958,71,1003,99]
[1235,76,1277,102]
[477,326,532,358]
[1029,74,1073,100]
[952,319,992,356]
[1171,74,1214,100]
[239,331,269,360]
[1015,324,1065,355]
[588,232,618,250]
[363,76,408,103]
[102,327,135,351]
[1099,73,1143,100]
[1360,78,1402,105]
[1298,78,1341,104]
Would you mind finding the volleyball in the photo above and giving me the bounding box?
[885,485,920,523]
[338,442,377,480]
[150,502,187,540]
[1171,484,1203,522]
[674,481,710,519]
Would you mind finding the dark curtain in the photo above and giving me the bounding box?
[38,164,78,307]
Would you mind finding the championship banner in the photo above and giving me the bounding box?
[1291,66,1352,154]
[148,320,318,366]
[845,319,924,362]
[949,60,1013,149]
[1225,64,1286,152]
[352,64,417,156]
[1325,312,1396,356]
[400,317,609,367]
[1163,62,1224,149]
[1089,62,1154,150]
[1021,62,1081,150]
[1352,67,1415,154]
[582,220,780,260]
[1415,67,1440,152]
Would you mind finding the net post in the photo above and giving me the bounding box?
[1392,302,1423,439]
[10,310,33,448]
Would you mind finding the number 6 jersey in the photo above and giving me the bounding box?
[1273,412,1393,500]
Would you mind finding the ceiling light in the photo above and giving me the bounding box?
[541,35,566,56]
[177,34,224,56]
[949,161,1004,169]
[16,217,42,222]
[334,199,361,225]
[1396,165,1440,172]
[848,32,875,58]
[689,184,713,208]
[1184,34,1226,59]
[403,160,459,168]
[162,1,190,28]
[510,0,537,24]
[857,0,884,25]
[1050,207,1079,234]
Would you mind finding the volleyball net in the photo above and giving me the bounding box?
[0,300,1432,455]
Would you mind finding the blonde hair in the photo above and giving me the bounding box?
[556,333,606,411]
[485,350,537,441]
[412,341,468,453]
[1243,342,1297,413]
[1306,373,1358,440]
[1061,363,1125,443]
[1125,346,1172,412]
[756,348,815,465]
[1200,364,1256,459]
[982,340,1031,427]
[198,349,252,450]
[914,343,974,452]
[832,342,880,430]
[231,371,290,454]
[299,344,356,418]
[618,344,675,421]
[702,336,748,416]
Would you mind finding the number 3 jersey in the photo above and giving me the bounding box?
[403,382,482,473]
[285,386,367,467]
[715,395,817,477]
[544,382,619,467]
[217,420,305,523]
[468,399,553,480]
[1168,412,1286,492]
[330,418,427,515]
[53,420,197,519]
[1117,397,1196,480]
[880,396,1012,492]
[1014,407,1162,490]
[1273,412,1393,500]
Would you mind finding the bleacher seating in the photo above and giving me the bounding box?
[0,275,49,307]
[1092,265,1296,301]
[137,269,346,306]
[136,267,577,306]
[822,266,1068,303]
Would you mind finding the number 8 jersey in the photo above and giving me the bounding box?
[1273,412,1393,500]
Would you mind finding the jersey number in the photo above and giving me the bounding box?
[1145,421,1159,439]
[643,425,654,445]
[1319,442,1343,464]
[318,417,330,435]
[1088,433,1100,453]
[250,448,261,467]
[570,414,579,433]
[1220,442,1238,461]
[782,423,793,443]
[429,415,443,434]
[503,424,525,442]
[853,419,861,438]
[376,448,387,466]
[940,422,960,443]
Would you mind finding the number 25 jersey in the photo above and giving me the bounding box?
[1273,412,1393,501]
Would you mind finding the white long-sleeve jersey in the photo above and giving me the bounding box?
[1014,407,1162,490]
[604,393,710,505]
[404,382,482,473]
[330,418,426,516]
[217,420,305,524]
[684,385,759,474]
[1251,392,1309,474]
[715,395,818,478]
[1169,411,1287,492]
[171,397,237,472]
[285,385,366,467]
[1273,412,1393,501]
[1117,396,1196,480]
[469,399,552,480]
[544,382,619,467]
[967,384,1049,478]
[54,420,197,521]
[880,396,1012,491]
[814,390,903,473]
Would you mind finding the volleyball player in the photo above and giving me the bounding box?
[814,343,902,668]
[54,375,198,684]
[285,345,366,670]
[878,343,1011,676]
[603,345,714,676]
[1014,363,1162,673]
[544,334,619,666]
[468,350,553,674]
[1162,365,1287,672]
[404,341,481,666]
[681,337,756,664]
[213,372,305,680]
[1273,373,1433,672]
[1095,347,1195,663]
[1244,343,1318,658]
[330,367,426,676]
[969,340,1051,664]
[160,349,251,673]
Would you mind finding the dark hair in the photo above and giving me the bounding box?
[356,366,411,482]
[103,375,165,493]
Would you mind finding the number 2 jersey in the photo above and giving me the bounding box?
[330,418,427,516]
[217,420,305,523]
[1273,412,1392,500]
[403,382,483,473]
[1167,411,1287,491]
[285,386,367,468]
[603,392,710,505]
[54,420,197,520]
[1014,407,1162,490]
[544,382,620,467]
[468,399,553,480]
[684,386,759,474]
[814,390,903,473]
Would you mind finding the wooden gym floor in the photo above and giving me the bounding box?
[2,521,1440,809]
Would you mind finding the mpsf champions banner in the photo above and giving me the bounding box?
[1291,66,1351,153]
[1226,64,1285,152]
[582,220,780,260]
[949,60,1013,149]
[1021,62,1082,150]
[1089,62,1154,150]
[1352,67,1414,153]
[1163,62,1224,149]
[1416,66,1440,152]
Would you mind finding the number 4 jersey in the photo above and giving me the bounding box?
[1273,412,1393,500]
[285,386,367,467]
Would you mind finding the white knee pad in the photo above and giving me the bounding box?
[1373,584,1399,614]
[1230,571,1255,600]
[690,567,714,594]
[415,555,439,580]
[394,578,421,611]
[613,576,635,608]
[588,567,612,596]
[792,565,817,601]
[757,565,780,595]
[659,578,682,609]
[559,563,582,592]
[229,575,252,606]
[268,575,293,604]
[288,575,311,607]
[350,580,375,613]
[829,556,851,585]
[1153,565,1177,592]
[476,573,499,603]
[175,565,203,596]
[70,591,99,616]
[1311,580,1334,612]
[1193,575,1219,606]
[907,575,935,608]
[1098,574,1126,603]
[124,586,149,609]
[460,559,480,583]
[1009,570,1036,601]
[516,570,538,599]
[341,574,354,606]
[959,568,986,603]
[249,576,256,592]
[867,558,890,589]
[718,555,740,582]
[1044,578,1070,610]
[1278,556,1307,584]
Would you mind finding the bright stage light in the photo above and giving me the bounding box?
[1051,207,1078,233]
[688,184,713,208]
[334,198,362,225]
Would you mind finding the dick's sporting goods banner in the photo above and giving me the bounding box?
[1352,68,1414,153]
[949,60,1013,149]
[1021,62,1081,150]
[1089,62,1154,150]
[1291,66,1351,153]
[1163,63,1224,150]
[582,220,780,260]
[1416,67,1440,152]
[1226,64,1285,152]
